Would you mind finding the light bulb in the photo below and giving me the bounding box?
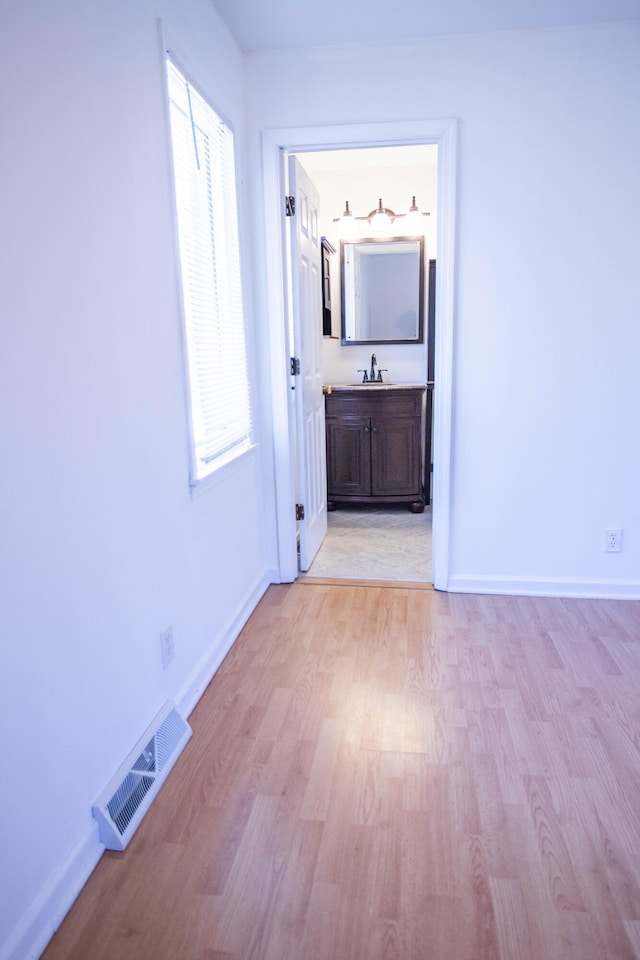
[337,200,359,236]
[404,196,424,233]
[369,199,393,232]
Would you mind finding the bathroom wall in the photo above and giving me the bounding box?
[296,150,438,386]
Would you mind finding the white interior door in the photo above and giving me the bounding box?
[288,156,327,571]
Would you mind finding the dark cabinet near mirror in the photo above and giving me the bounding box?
[325,387,426,512]
[321,237,336,337]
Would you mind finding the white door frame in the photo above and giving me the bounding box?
[260,119,457,590]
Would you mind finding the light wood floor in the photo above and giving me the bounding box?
[43,583,640,960]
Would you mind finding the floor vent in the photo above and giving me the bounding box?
[92,701,192,851]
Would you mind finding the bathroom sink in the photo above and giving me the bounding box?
[330,382,428,391]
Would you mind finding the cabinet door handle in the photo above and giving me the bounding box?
[364,426,370,433]
[371,426,377,433]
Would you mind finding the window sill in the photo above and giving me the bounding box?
[189,441,258,500]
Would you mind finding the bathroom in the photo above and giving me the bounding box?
[292,144,438,583]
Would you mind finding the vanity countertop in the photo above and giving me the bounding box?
[325,382,431,392]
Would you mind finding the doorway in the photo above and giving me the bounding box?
[292,145,437,583]
[260,119,457,591]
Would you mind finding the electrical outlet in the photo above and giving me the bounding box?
[160,625,175,668]
[605,529,622,553]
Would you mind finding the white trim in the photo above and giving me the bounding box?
[165,56,252,487]
[159,20,256,495]
[447,575,640,600]
[1,826,104,960]
[2,571,271,960]
[177,571,272,718]
[158,21,201,484]
[260,119,457,589]
[188,441,259,500]
[261,139,298,582]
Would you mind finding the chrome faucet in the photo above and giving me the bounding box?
[357,355,388,383]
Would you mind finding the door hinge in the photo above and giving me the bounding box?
[296,503,305,521]
[285,195,296,217]
[290,357,301,375]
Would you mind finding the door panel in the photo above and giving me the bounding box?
[371,418,421,496]
[326,418,371,497]
[289,157,327,570]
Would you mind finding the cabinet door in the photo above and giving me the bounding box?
[371,417,421,497]
[326,417,371,497]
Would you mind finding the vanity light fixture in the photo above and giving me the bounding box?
[335,196,430,234]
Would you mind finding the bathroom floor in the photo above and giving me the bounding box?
[301,503,432,583]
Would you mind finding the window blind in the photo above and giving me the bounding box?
[166,59,252,483]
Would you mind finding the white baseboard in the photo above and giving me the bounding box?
[177,571,272,719]
[3,573,273,960]
[447,574,640,600]
[1,825,104,960]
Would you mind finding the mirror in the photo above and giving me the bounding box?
[341,236,425,344]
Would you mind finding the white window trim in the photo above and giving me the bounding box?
[164,52,253,492]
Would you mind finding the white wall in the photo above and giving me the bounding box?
[247,21,640,596]
[0,2,276,957]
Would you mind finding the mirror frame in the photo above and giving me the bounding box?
[340,235,425,345]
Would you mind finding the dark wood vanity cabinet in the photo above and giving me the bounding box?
[325,387,426,512]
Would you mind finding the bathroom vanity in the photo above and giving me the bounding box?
[325,384,427,512]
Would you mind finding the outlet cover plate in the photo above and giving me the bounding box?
[160,626,175,668]
[605,529,622,553]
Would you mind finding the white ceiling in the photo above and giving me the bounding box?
[297,145,438,173]
[211,0,640,53]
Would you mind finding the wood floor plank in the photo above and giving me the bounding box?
[489,876,532,960]
[42,584,640,960]
[522,773,586,913]
[299,880,340,959]
[623,920,640,959]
